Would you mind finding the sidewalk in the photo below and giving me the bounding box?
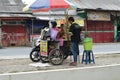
[0,53,120,74]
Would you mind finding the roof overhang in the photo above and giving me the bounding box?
[36,15,84,20]
[0,13,34,18]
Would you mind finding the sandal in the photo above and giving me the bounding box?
[69,62,77,66]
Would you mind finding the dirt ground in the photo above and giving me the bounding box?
[0,54,120,74]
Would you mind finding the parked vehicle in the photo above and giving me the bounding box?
[30,27,50,62]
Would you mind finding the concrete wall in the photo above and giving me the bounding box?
[1,64,120,80]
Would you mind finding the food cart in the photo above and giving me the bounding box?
[40,40,64,65]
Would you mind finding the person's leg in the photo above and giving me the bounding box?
[71,42,78,62]
[76,42,80,63]
[76,42,79,55]
[70,42,78,66]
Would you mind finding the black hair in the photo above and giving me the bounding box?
[51,21,57,28]
[68,16,75,22]
[60,24,64,27]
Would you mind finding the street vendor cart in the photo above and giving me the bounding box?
[27,0,76,65]
[40,40,64,65]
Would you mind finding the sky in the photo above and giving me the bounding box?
[22,0,36,4]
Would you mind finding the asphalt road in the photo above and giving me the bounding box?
[0,43,120,59]
[0,47,32,59]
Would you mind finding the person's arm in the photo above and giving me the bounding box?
[40,29,44,39]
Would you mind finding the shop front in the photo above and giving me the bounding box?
[86,11,114,43]
[1,18,27,46]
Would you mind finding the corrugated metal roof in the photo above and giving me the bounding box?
[0,0,30,13]
[67,0,120,11]
[0,0,33,17]
[0,6,25,13]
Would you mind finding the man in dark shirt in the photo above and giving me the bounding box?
[68,17,82,66]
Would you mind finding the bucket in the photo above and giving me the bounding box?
[83,38,92,50]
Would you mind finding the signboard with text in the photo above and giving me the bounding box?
[87,11,110,21]
[40,41,48,56]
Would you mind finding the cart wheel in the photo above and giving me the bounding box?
[40,56,49,63]
[30,50,40,62]
[49,49,64,65]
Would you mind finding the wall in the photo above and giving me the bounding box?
[87,21,114,43]
[1,18,27,46]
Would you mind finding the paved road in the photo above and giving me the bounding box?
[0,47,32,59]
[0,43,120,59]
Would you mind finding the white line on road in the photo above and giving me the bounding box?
[1,63,120,76]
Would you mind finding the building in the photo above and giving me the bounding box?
[68,0,120,43]
[0,0,33,46]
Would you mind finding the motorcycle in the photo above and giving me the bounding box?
[30,27,51,63]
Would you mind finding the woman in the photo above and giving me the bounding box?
[50,21,59,41]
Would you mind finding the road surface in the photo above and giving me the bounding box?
[0,43,120,59]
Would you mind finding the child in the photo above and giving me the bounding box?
[50,21,59,41]
[57,24,65,46]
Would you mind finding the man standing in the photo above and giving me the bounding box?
[68,17,82,66]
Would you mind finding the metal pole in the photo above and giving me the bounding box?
[48,10,51,41]
[85,12,88,32]
[64,9,69,41]
[32,19,34,35]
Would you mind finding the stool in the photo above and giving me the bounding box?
[81,50,95,64]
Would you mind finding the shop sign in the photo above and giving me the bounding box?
[87,11,110,21]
